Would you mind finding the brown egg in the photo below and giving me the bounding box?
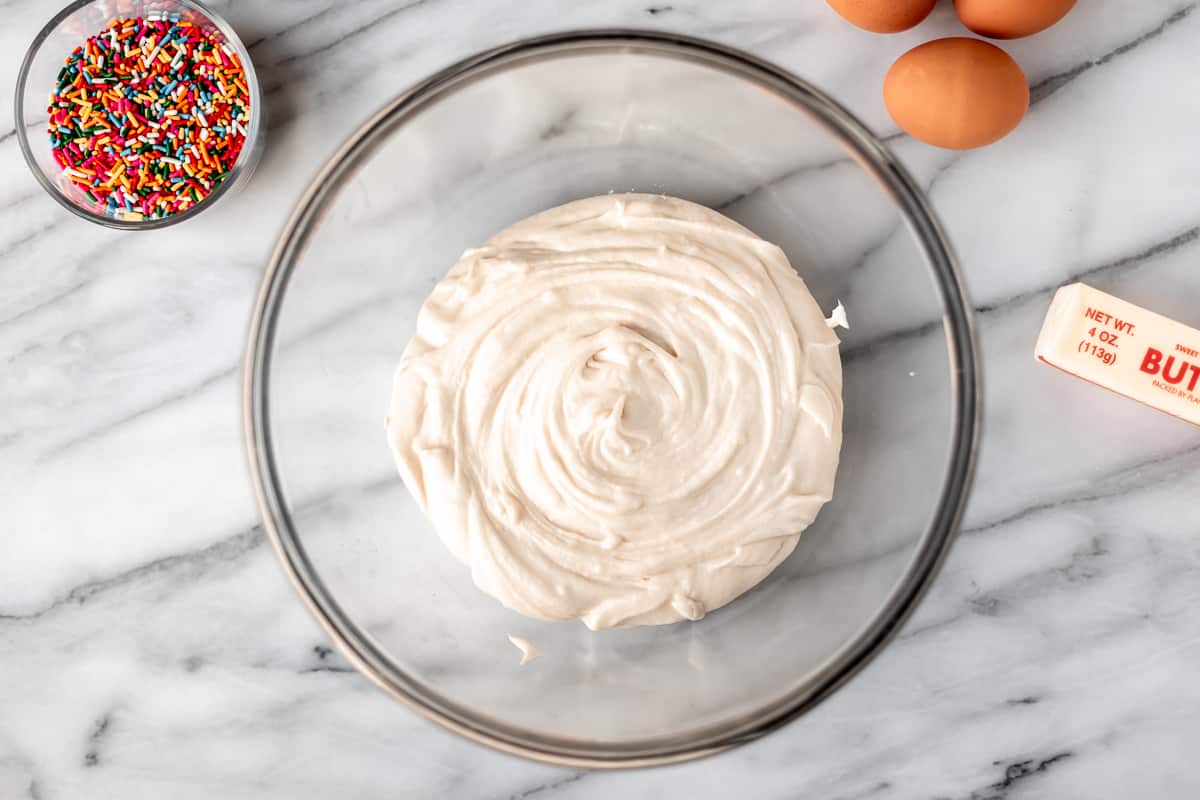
[954,0,1077,39]
[826,0,937,34]
[884,38,1029,150]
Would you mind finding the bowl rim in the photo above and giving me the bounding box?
[13,0,264,230]
[242,28,981,768]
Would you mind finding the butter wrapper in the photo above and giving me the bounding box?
[1035,283,1200,426]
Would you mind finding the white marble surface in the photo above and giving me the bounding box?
[3,0,1200,797]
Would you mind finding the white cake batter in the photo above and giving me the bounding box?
[387,194,843,629]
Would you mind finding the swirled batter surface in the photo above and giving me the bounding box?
[387,194,842,629]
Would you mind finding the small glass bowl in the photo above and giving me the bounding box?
[13,0,264,230]
[245,30,981,767]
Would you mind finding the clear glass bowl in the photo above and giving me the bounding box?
[14,0,263,230]
[243,31,980,767]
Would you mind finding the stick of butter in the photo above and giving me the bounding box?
[1035,283,1200,427]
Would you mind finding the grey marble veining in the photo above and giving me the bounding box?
[3,1,1200,798]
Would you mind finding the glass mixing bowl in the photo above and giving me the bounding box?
[243,31,980,767]
[14,0,263,229]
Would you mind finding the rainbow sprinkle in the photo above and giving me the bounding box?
[46,15,251,221]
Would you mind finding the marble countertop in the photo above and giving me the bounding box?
[4,0,1200,797]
